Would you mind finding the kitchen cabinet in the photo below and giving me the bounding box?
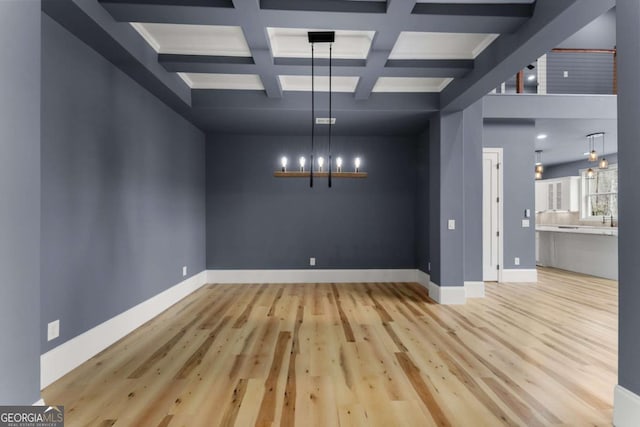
[535,176,580,212]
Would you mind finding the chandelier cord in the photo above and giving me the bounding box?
[310,43,314,188]
[328,43,332,188]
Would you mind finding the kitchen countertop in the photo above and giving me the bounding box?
[536,224,618,236]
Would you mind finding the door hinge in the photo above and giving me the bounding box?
[496,231,500,237]
[496,163,500,170]
[496,197,500,203]
[497,264,500,270]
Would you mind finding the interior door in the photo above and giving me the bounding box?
[483,150,501,281]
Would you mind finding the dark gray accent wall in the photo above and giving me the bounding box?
[544,154,618,179]
[416,130,430,273]
[483,122,536,270]
[206,135,417,269]
[463,101,484,282]
[41,15,206,353]
[616,0,640,397]
[0,0,41,404]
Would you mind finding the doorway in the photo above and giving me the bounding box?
[483,148,503,282]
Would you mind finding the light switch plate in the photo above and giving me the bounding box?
[182,266,187,277]
[524,209,531,218]
[310,257,316,266]
[522,219,530,228]
[515,257,520,266]
[448,219,455,230]
[47,320,60,342]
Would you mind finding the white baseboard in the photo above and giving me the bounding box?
[206,269,419,284]
[614,385,640,427]
[501,269,538,283]
[416,270,430,288]
[428,282,466,305]
[464,281,485,298]
[40,271,208,389]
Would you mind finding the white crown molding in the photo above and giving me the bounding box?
[500,269,538,283]
[40,271,208,389]
[614,385,640,427]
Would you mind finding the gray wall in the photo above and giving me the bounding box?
[416,130,430,272]
[463,102,484,282]
[616,0,640,397]
[206,134,418,269]
[41,15,206,353]
[483,121,537,270]
[544,153,618,179]
[0,1,41,404]
[557,7,616,50]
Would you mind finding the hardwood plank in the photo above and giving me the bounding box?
[42,268,617,426]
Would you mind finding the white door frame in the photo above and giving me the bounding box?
[483,147,504,282]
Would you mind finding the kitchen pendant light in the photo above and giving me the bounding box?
[586,167,595,179]
[534,149,544,179]
[598,132,609,169]
[587,133,599,162]
[273,31,367,182]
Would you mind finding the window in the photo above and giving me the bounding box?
[581,165,618,219]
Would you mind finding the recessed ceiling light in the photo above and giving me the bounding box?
[536,134,547,139]
[527,75,536,81]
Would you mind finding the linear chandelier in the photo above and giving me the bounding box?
[274,31,367,184]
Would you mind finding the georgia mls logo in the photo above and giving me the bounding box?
[0,405,64,427]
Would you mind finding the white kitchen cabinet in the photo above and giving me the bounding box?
[535,176,580,211]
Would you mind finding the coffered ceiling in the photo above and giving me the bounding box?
[42,0,615,134]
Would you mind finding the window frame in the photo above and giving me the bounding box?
[580,164,618,221]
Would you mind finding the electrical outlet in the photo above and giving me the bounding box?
[182,266,187,277]
[47,320,60,342]
[563,70,569,78]
[310,257,316,266]
[522,219,530,228]
[448,219,456,230]
[514,257,520,266]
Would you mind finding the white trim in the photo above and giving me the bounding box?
[416,269,430,288]
[428,282,466,305]
[40,271,208,389]
[464,281,485,298]
[614,385,640,427]
[33,399,45,406]
[500,269,538,283]
[206,269,419,284]
[482,147,504,283]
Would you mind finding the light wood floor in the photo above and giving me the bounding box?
[43,267,617,426]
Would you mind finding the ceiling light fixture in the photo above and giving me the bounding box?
[527,75,536,81]
[598,132,609,169]
[536,134,547,140]
[587,132,599,162]
[273,31,367,183]
[534,150,544,180]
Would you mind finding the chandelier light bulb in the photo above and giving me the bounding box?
[535,171,543,180]
[299,156,306,171]
[588,150,598,162]
[586,167,595,179]
[336,157,343,172]
[355,157,361,172]
[281,156,288,172]
[318,156,324,171]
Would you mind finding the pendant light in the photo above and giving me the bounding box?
[586,167,595,179]
[534,149,544,180]
[587,133,598,162]
[598,132,609,169]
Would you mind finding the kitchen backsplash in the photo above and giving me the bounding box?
[536,211,617,227]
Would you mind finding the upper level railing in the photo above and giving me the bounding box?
[494,48,617,95]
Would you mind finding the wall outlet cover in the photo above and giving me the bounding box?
[47,320,60,342]
[310,257,316,266]
[514,257,520,266]
[182,266,187,276]
[522,219,530,228]
[448,219,456,230]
